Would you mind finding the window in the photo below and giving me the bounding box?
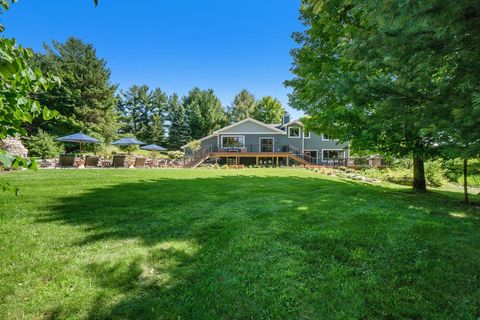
[322,134,331,141]
[288,127,300,138]
[221,136,245,148]
[322,150,345,159]
[304,131,311,139]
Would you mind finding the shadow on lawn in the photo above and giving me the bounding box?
[42,175,480,319]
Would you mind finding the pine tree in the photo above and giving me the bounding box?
[167,94,191,150]
[31,37,118,142]
[117,85,167,144]
[184,88,227,140]
[228,89,256,122]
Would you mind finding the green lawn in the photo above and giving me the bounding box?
[1,169,479,319]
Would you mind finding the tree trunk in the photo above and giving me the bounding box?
[413,156,426,192]
[464,158,469,204]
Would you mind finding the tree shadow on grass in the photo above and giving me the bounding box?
[41,175,480,319]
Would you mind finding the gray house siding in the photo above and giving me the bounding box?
[195,118,349,165]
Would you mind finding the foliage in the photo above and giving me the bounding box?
[185,139,201,152]
[117,85,167,145]
[228,89,256,122]
[362,161,448,187]
[286,0,480,192]
[0,1,60,193]
[442,158,480,187]
[30,37,118,141]
[167,150,184,160]
[0,169,479,318]
[166,93,190,150]
[0,38,59,139]
[25,129,64,159]
[184,87,227,140]
[252,96,285,124]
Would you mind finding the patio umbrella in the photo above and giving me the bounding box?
[111,137,146,146]
[140,144,167,151]
[56,132,100,153]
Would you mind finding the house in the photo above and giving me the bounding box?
[183,114,349,167]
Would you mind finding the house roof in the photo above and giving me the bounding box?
[181,118,294,149]
[214,118,286,134]
[281,120,303,128]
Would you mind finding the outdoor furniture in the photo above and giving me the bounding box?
[101,159,112,168]
[56,133,100,153]
[134,157,147,168]
[84,156,99,168]
[57,154,76,168]
[148,159,159,168]
[112,155,127,168]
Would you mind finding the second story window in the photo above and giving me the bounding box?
[322,134,331,141]
[304,131,310,139]
[288,127,300,138]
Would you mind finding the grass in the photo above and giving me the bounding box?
[0,168,479,319]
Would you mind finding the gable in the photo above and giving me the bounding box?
[217,118,285,134]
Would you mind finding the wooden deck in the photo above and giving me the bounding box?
[211,152,292,157]
[210,152,310,165]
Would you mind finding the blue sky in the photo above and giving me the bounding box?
[3,0,304,119]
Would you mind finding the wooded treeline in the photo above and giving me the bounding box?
[287,0,480,197]
[27,37,286,150]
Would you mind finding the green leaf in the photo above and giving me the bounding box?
[0,151,14,167]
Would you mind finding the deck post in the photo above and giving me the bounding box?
[256,156,259,165]
[286,156,289,166]
[276,157,279,167]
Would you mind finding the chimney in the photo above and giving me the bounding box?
[281,113,290,126]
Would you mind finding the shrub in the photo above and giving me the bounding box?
[119,144,138,154]
[26,130,64,159]
[167,151,184,160]
[425,161,448,187]
[442,158,480,187]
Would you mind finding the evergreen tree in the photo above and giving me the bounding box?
[167,94,191,149]
[228,89,256,122]
[252,96,285,124]
[31,37,118,142]
[117,85,167,144]
[184,88,227,140]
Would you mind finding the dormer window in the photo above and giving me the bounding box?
[288,127,300,138]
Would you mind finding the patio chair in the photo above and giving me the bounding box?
[112,155,127,168]
[57,154,76,168]
[84,156,99,168]
[134,157,147,168]
[149,159,160,168]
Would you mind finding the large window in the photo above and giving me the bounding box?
[323,150,345,159]
[288,127,300,138]
[221,135,245,148]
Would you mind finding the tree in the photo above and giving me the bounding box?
[117,85,167,144]
[285,0,475,192]
[1,12,59,192]
[184,88,227,140]
[30,37,119,142]
[228,89,256,122]
[26,129,64,159]
[167,94,190,150]
[252,96,285,123]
